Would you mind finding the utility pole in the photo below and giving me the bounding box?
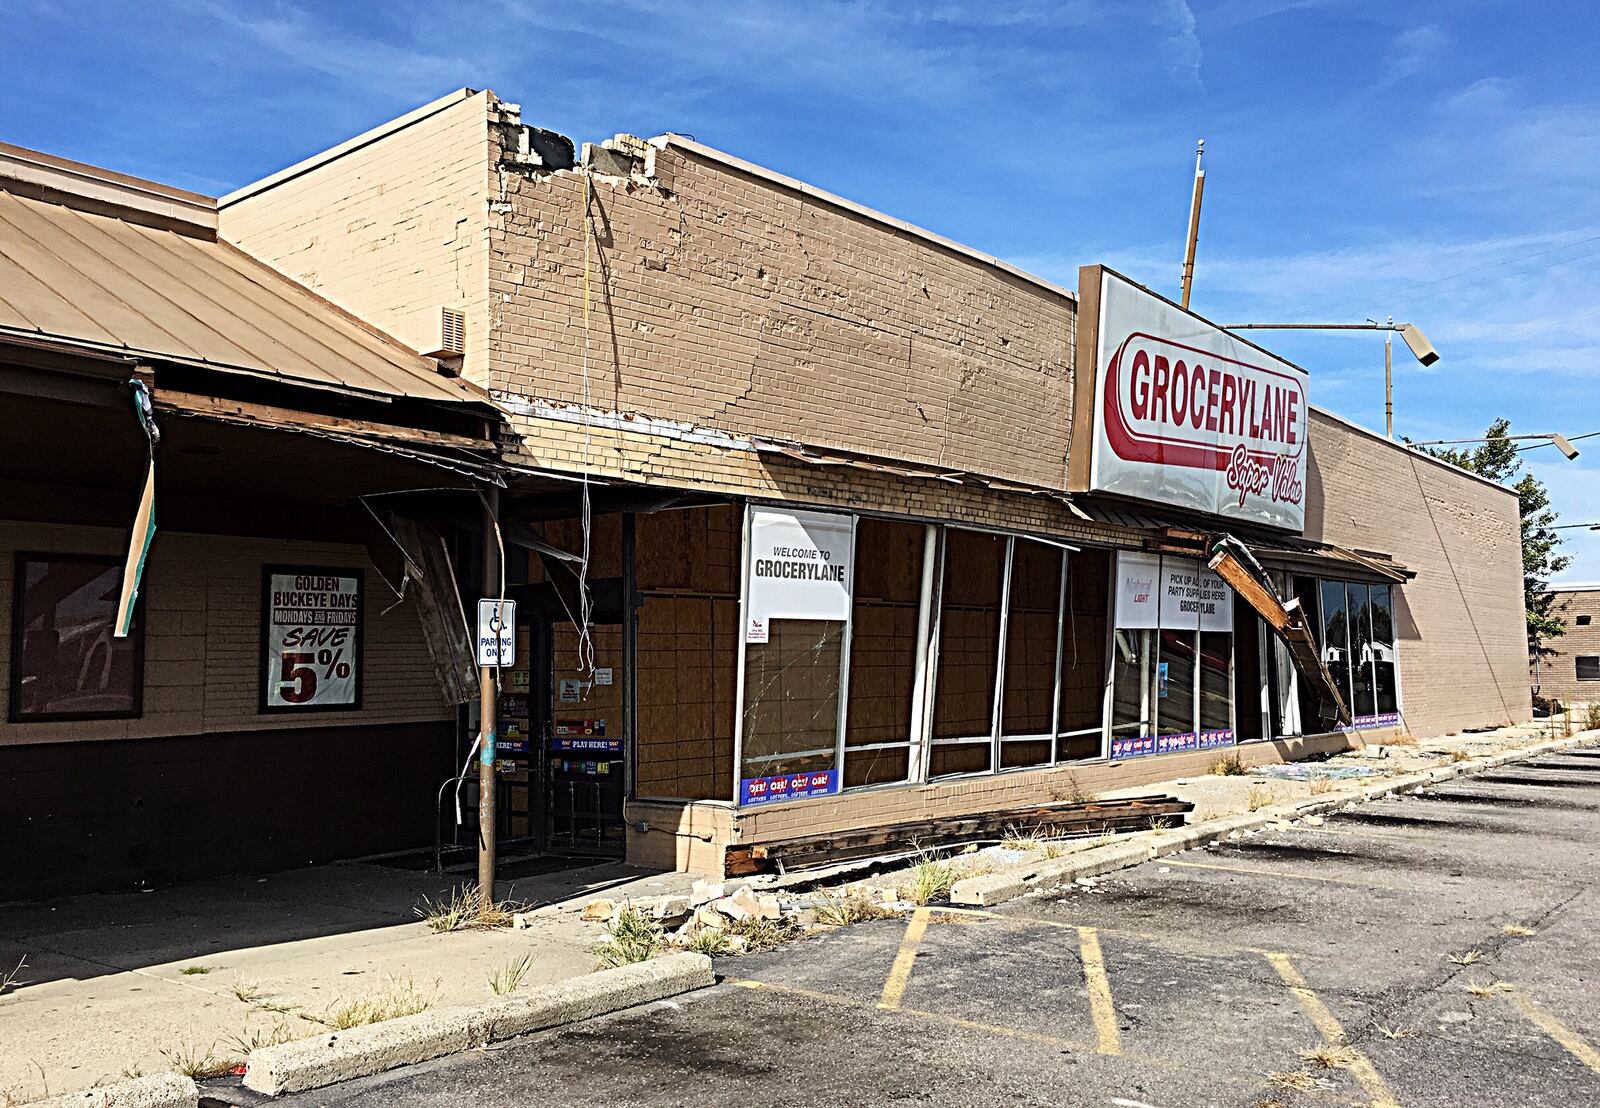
[1384,318,1394,439]
[1180,139,1206,310]
[478,486,500,906]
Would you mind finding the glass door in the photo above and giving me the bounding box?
[545,621,627,856]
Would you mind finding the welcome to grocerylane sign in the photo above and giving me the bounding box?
[1068,265,1310,532]
[744,506,855,644]
[261,567,362,711]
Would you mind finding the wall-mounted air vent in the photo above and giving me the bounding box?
[423,306,466,361]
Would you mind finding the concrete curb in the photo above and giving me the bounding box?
[242,953,714,1097]
[950,731,1600,907]
[26,1075,197,1108]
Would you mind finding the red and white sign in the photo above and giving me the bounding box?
[1083,268,1309,531]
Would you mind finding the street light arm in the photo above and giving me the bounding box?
[1219,322,1412,331]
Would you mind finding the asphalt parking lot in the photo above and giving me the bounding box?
[270,748,1600,1107]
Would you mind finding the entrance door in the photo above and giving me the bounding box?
[544,621,627,856]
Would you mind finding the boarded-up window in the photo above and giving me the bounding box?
[999,539,1063,769]
[843,518,924,788]
[930,530,1004,776]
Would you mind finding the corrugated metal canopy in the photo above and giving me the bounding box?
[0,187,482,407]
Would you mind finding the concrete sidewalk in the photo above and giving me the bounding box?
[0,857,695,1103]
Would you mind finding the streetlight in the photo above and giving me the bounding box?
[1220,320,1440,440]
[1405,432,1582,461]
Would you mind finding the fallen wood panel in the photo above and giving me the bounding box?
[726,795,1195,877]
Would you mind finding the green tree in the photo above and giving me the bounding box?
[1411,418,1571,645]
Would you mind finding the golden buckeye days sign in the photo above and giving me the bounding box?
[261,567,362,710]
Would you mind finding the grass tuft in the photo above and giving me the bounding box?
[1377,1024,1423,1040]
[593,905,663,969]
[1211,755,1248,776]
[1502,923,1536,937]
[178,965,214,976]
[1583,702,1600,731]
[324,975,438,1029]
[1267,1069,1318,1091]
[1448,948,1483,966]
[1050,773,1096,804]
[1246,784,1277,811]
[725,916,802,953]
[681,928,735,956]
[230,976,263,1004]
[219,1020,298,1058]
[1448,750,1474,763]
[1307,773,1336,796]
[813,894,895,927]
[1465,980,1513,998]
[1300,1045,1358,1069]
[416,886,521,933]
[898,856,961,906]
[159,1040,228,1079]
[487,953,536,997]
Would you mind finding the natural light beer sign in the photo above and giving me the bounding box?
[1069,266,1310,532]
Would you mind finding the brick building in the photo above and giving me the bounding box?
[216,88,1531,875]
[1536,586,1600,705]
[1,86,1531,895]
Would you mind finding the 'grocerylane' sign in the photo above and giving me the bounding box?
[745,507,855,643]
[1072,266,1310,531]
[261,567,362,711]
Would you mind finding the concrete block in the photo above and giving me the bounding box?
[244,954,713,1096]
[28,1075,197,1108]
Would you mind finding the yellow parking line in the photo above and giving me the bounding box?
[1506,988,1600,1075]
[1167,858,1401,890]
[878,906,932,1010]
[1265,951,1400,1108]
[731,975,1091,1053]
[1077,926,1122,1056]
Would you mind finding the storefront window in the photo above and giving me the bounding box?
[1347,583,1377,718]
[999,539,1064,769]
[1370,585,1398,714]
[930,529,1005,777]
[740,619,845,792]
[843,519,925,788]
[10,555,142,721]
[1110,552,1234,759]
[1319,579,1350,711]
[1056,549,1110,761]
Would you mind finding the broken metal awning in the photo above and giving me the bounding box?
[1067,496,1412,583]
[751,437,1071,494]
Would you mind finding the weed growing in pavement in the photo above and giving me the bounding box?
[813,894,895,926]
[0,956,26,997]
[1387,731,1419,746]
[178,965,214,976]
[486,953,536,997]
[680,928,735,956]
[900,857,959,905]
[593,906,663,969]
[159,1040,227,1079]
[1092,826,1119,848]
[1448,750,1474,763]
[1584,703,1600,731]
[1502,924,1537,937]
[725,916,802,953]
[416,886,523,933]
[1449,948,1483,966]
[1266,1069,1319,1092]
[1246,784,1277,811]
[119,1065,146,1080]
[1465,980,1513,998]
[1378,1024,1424,1040]
[1307,773,1335,796]
[1001,823,1049,851]
[230,976,263,1003]
[1148,815,1176,831]
[219,1020,298,1058]
[1211,755,1248,776]
[324,975,438,1030]
[1300,1045,1358,1070]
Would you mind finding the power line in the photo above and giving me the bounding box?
[1516,431,1600,454]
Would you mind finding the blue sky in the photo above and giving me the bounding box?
[5,0,1597,581]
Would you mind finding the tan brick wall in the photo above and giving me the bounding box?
[218,92,496,384]
[0,522,451,746]
[486,140,1074,488]
[1538,589,1600,703]
[1302,410,1532,735]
